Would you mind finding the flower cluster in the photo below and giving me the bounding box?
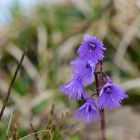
[59,34,128,123]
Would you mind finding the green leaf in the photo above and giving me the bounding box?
[32,99,48,115]
[67,135,80,140]
[13,73,31,96]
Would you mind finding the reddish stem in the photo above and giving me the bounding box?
[0,52,26,121]
[95,61,106,140]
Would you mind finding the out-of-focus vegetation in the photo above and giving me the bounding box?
[0,0,140,140]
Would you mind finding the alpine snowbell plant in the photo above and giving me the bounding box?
[59,34,128,140]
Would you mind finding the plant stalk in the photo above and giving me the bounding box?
[95,61,106,140]
[0,51,26,121]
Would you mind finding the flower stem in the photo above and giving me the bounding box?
[95,61,106,140]
[0,51,26,121]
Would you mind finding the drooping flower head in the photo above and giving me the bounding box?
[75,98,99,123]
[78,34,106,63]
[70,57,95,85]
[59,77,88,100]
[97,78,128,110]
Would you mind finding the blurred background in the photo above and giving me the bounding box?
[0,0,140,140]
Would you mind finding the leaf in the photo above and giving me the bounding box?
[32,99,48,115]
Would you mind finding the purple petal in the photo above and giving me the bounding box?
[70,58,95,85]
[75,98,99,122]
[83,34,90,41]
[59,77,88,100]
[97,80,128,110]
[77,34,106,63]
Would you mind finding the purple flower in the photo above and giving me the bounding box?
[59,77,88,100]
[77,34,106,63]
[70,58,95,85]
[75,98,99,122]
[97,80,128,110]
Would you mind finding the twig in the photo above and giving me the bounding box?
[50,104,55,115]
[95,61,106,140]
[30,122,40,140]
[12,121,18,140]
[0,51,26,121]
